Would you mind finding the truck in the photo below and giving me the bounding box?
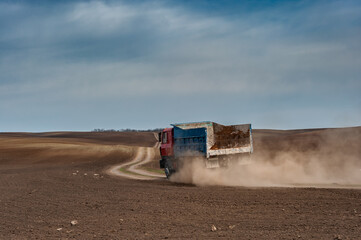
[159,121,253,178]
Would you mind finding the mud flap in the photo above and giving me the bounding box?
[159,159,165,168]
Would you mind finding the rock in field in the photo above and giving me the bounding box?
[70,220,78,226]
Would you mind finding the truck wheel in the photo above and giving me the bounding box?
[164,161,172,179]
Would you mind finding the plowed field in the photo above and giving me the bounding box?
[1,129,360,239]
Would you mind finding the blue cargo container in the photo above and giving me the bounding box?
[173,126,207,158]
[173,122,252,166]
[159,121,253,177]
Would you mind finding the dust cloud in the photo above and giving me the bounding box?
[170,127,361,188]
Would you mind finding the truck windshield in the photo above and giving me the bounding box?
[162,132,167,144]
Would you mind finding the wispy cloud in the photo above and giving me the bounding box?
[0,0,360,130]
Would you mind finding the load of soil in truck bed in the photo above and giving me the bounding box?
[211,125,250,150]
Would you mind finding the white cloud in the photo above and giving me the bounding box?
[68,1,137,33]
[0,1,360,105]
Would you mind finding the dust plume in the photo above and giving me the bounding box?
[170,127,361,188]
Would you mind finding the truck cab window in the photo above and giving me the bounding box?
[162,132,168,144]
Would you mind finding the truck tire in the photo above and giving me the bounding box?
[164,161,173,179]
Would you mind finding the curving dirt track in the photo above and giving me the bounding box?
[106,147,165,180]
[0,129,361,239]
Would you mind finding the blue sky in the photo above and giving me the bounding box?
[0,0,360,131]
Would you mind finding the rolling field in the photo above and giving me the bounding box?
[0,128,360,239]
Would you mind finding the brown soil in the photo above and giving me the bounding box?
[1,129,360,239]
[211,125,250,150]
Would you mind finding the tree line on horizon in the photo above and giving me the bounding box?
[92,128,163,133]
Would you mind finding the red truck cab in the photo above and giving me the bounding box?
[160,128,174,157]
[159,128,175,176]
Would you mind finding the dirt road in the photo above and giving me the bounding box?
[1,129,360,239]
[107,147,165,180]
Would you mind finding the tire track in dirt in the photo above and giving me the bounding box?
[128,148,164,178]
[106,147,165,180]
[152,132,161,148]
